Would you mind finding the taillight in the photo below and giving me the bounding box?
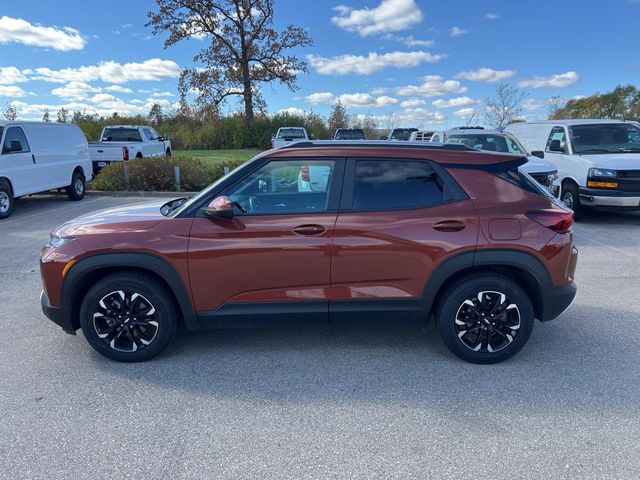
[122,146,129,161]
[526,209,573,234]
[301,166,310,181]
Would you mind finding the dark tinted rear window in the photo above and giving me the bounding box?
[335,129,365,140]
[102,128,143,142]
[353,160,444,210]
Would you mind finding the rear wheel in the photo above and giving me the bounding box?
[165,148,172,157]
[0,180,14,219]
[66,171,86,201]
[436,274,534,364]
[561,181,583,220]
[79,273,178,362]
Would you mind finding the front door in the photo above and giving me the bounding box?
[188,158,343,327]
[1,126,35,197]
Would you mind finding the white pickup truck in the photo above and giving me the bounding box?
[271,127,309,149]
[89,125,171,174]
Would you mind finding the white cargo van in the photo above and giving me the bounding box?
[507,120,640,218]
[0,122,91,219]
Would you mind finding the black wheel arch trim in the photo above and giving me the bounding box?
[62,252,199,331]
[422,248,552,318]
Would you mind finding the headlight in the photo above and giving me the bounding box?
[47,236,75,248]
[588,168,617,178]
[547,172,559,183]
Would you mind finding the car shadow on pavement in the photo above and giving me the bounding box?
[88,301,639,416]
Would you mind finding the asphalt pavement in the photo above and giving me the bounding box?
[1,194,639,479]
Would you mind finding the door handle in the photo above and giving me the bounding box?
[31,154,36,164]
[433,220,466,232]
[293,224,326,236]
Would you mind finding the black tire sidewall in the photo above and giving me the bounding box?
[79,274,178,362]
[436,275,535,364]
[0,181,13,219]
[562,182,582,220]
[66,172,86,201]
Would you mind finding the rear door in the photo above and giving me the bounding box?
[330,158,479,320]
[188,157,344,326]
[0,126,36,196]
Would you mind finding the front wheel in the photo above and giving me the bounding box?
[0,180,14,219]
[66,171,86,201]
[561,182,583,220]
[79,273,179,362]
[436,274,534,364]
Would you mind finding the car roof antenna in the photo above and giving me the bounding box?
[451,111,476,144]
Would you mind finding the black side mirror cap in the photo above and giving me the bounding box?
[531,150,545,159]
[548,140,564,153]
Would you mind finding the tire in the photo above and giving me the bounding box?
[436,274,535,364]
[561,182,583,220]
[165,148,172,157]
[0,180,14,219]
[79,272,179,362]
[66,171,86,201]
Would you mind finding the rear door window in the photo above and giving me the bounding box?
[2,127,30,154]
[349,159,446,211]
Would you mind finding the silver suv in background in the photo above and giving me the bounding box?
[430,129,559,195]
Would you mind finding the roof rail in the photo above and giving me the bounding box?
[280,140,475,152]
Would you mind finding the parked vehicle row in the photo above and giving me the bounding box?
[89,125,171,175]
[0,122,91,219]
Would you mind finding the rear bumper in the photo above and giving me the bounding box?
[40,290,76,334]
[539,282,577,322]
[579,187,640,208]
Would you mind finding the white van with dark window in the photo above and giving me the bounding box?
[507,120,640,218]
[0,122,91,219]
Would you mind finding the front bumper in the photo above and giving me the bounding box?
[579,187,640,208]
[40,290,76,334]
[539,282,577,322]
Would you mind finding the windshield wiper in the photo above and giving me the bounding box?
[577,148,620,154]
[620,148,640,153]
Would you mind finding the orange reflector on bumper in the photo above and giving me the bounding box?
[587,181,618,188]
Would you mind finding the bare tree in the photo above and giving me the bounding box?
[3,104,18,121]
[147,0,313,126]
[545,95,566,120]
[56,107,69,123]
[352,113,378,139]
[483,83,527,130]
[42,109,51,122]
[327,100,348,135]
[148,102,164,124]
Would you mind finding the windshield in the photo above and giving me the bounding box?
[102,128,143,142]
[335,129,365,140]
[570,123,640,153]
[447,133,527,154]
[277,128,306,139]
[391,129,418,141]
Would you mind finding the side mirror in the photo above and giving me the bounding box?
[548,140,564,153]
[531,150,545,159]
[202,195,234,219]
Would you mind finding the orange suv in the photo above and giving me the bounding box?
[40,142,578,363]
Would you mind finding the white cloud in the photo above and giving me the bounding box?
[400,98,426,108]
[306,92,336,104]
[308,51,443,75]
[522,98,544,111]
[397,107,446,125]
[305,91,398,108]
[395,75,467,97]
[518,71,580,88]
[332,0,424,37]
[432,96,478,108]
[450,26,469,37]
[339,93,398,108]
[29,58,181,84]
[455,67,516,82]
[0,66,28,85]
[485,13,499,20]
[51,81,100,101]
[385,34,434,47]
[452,107,476,119]
[0,85,27,97]
[278,107,307,116]
[105,85,134,94]
[370,87,389,95]
[0,16,86,51]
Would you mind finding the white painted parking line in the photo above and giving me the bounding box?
[1,198,107,226]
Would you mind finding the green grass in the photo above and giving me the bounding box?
[174,149,261,167]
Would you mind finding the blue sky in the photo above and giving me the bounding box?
[1,0,639,128]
